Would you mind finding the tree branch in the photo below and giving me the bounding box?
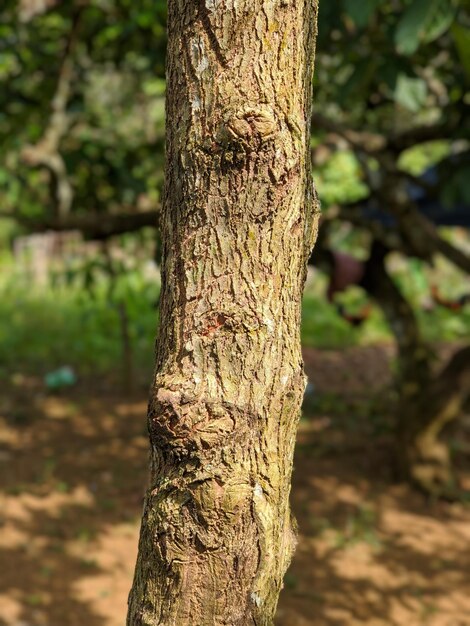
[20,6,84,216]
[8,209,160,240]
[312,112,465,156]
[311,113,386,153]
[388,115,466,153]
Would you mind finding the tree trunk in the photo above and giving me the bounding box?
[360,242,432,394]
[127,2,319,625]
[361,242,470,494]
[397,345,470,495]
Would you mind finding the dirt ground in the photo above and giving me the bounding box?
[1,345,469,626]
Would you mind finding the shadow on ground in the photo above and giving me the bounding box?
[0,345,468,626]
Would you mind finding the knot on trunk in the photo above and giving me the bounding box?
[217,106,278,163]
[149,386,258,459]
[224,107,277,145]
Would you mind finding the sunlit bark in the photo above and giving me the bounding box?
[128,1,319,623]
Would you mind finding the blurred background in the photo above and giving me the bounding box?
[0,1,469,625]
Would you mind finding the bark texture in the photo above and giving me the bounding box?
[127,2,319,625]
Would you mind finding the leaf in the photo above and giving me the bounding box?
[441,163,470,207]
[394,73,428,112]
[343,0,379,28]
[395,0,437,55]
[338,58,378,104]
[423,0,457,43]
[452,22,470,78]
[396,0,457,55]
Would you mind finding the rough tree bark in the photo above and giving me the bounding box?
[127,1,319,625]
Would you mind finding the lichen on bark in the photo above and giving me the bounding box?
[127,1,320,624]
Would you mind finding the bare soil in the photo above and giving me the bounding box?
[0,345,469,626]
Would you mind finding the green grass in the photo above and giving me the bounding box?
[0,267,158,380]
[0,254,468,381]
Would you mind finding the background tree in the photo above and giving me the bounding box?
[0,0,167,234]
[311,0,470,493]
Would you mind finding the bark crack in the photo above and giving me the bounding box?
[196,0,229,69]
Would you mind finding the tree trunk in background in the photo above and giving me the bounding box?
[361,242,470,495]
[399,345,470,494]
[127,2,319,625]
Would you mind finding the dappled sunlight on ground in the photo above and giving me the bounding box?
[0,387,147,626]
[0,346,468,626]
[280,438,470,626]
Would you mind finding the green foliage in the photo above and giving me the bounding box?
[343,0,381,29]
[394,73,427,112]
[398,140,450,175]
[0,263,159,379]
[2,0,465,226]
[315,151,369,208]
[0,1,167,220]
[395,0,434,55]
[393,254,470,342]
[1,0,467,227]
[395,0,456,55]
[301,294,359,349]
[452,21,470,78]
[311,0,470,328]
[317,0,466,121]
